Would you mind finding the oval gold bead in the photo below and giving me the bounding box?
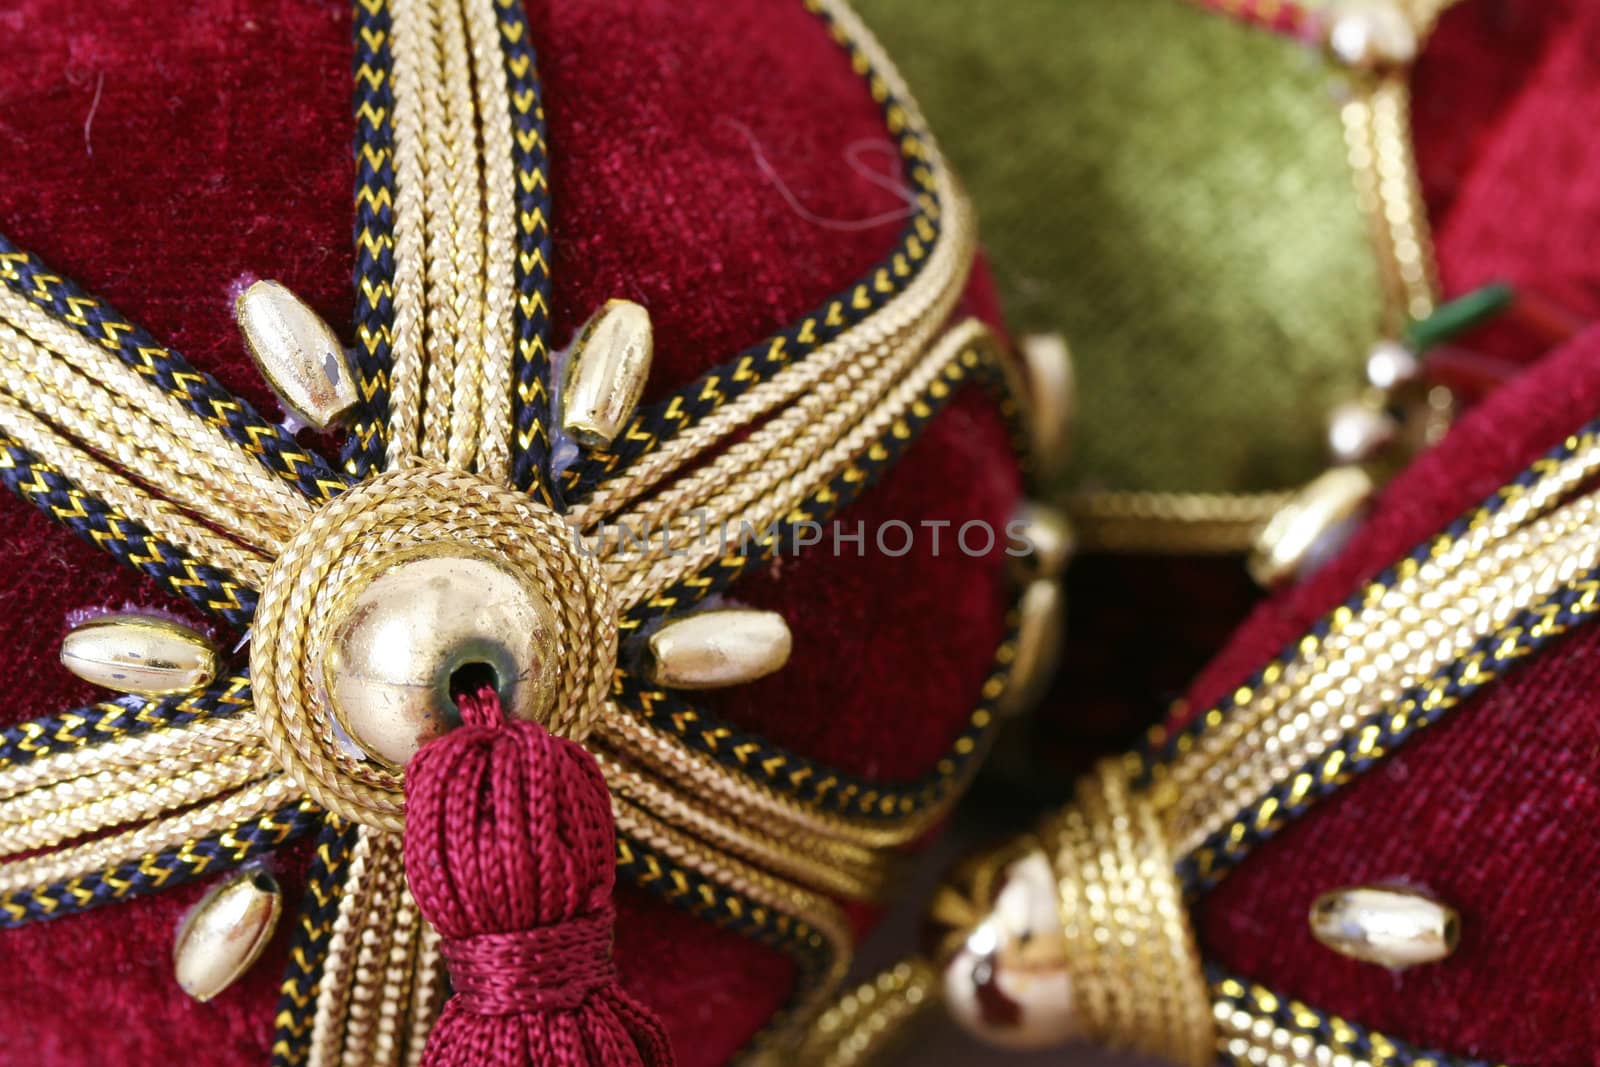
[560,298,653,449]
[60,613,220,697]
[173,870,283,1002]
[1018,333,1075,478]
[1248,465,1374,589]
[643,609,792,690]
[1009,503,1075,584]
[1310,885,1459,969]
[235,279,359,430]
[1326,399,1397,466]
[323,551,560,768]
[1000,579,1063,717]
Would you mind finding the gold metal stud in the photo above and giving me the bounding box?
[1009,502,1075,584]
[234,279,359,430]
[1310,885,1459,969]
[560,298,653,449]
[643,609,792,690]
[1000,580,1064,717]
[1248,466,1375,588]
[323,551,560,768]
[1018,333,1075,478]
[929,843,1080,1050]
[60,613,220,697]
[1326,399,1397,465]
[1365,340,1421,392]
[1324,1,1418,72]
[173,870,283,1002]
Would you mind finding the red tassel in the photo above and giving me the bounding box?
[404,686,675,1067]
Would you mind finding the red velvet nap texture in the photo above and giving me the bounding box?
[1185,5,1600,1062]
[0,2,1018,1065]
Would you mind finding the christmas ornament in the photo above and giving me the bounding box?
[806,280,1600,1067]
[0,0,1048,1063]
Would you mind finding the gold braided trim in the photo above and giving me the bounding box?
[404,921,446,1067]
[613,794,855,1031]
[460,0,517,482]
[571,165,973,542]
[0,709,258,802]
[0,394,271,583]
[385,0,515,478]
[0,284,307,545]
[1162,433,1600,855]
[594,705,927,852]
[251,465,617,830]
[0,774,300,895]
[1342,76,1437,332]
[0,317,301,556]
[0,745,274,857]
[606,318,989,607]
[789,958,939,1067]
[1066,489,1293,555]
[385,0,430,469]
[1039,759,1214,1067]
[594,749,892,902]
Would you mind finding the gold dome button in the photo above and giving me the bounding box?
[931,844,1081,1049]
[323,551,560,768]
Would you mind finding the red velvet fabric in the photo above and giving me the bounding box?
[1186,5,1600,1057]
[1414,0,1600,373]
[0,1,1018,1064]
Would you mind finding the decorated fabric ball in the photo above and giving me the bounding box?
[846,0,1595,794]
[916,5,1600,1066]
[0,1,1040,1064]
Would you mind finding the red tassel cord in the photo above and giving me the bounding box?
[404,686,676,1067]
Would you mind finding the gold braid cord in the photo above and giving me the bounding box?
[0,0,1003,1057]
[1039,760,1213,1067]
[790,960,939,1067]
[385,0,517,478]
[796,382,1600,1067]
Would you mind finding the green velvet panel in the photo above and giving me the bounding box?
[857,0,1383,493]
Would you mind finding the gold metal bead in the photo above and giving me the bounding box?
[234,279,359,430]
[643,608,792,690]
[1326,399,1397,465]
[928,843,1080,1050]
[1018,333,1075,477]
[1009,502,1075,584]
[1324,1,1418,72]
[560,298,654,449]
[1000,580,1063,717]
[1248,466,1375,589]
[60,613,220,697]
[1310,885,1460,969]
[1365,340,1421,392]
[323,551,560,768]
[173,870,283,1002]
